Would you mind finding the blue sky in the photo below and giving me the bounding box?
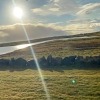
[0,0,100,43]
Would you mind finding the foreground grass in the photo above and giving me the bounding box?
[0,69,100,100]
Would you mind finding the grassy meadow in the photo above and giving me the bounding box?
[0,69,100,100]
[1,36,100,60]
[0,32,100,100]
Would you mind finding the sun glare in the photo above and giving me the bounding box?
[16,44,31,49]
[13,7,23,19]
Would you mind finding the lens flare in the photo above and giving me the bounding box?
[71,79,76,84]
[13,7,23,19]
[21,23,51,100]
[12,0,51,100]
[16,44,31,49]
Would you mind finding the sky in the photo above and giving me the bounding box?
[0,0,100,43]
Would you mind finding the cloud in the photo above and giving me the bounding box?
[0,31,8,37]
[65,20,100,34]
[54,0,79,12]
[66,23,93,31]
[49,7,60,12]
[69,19,91,23]
[15,0,50,8]
[0,21,100,43]
[31,0,79,16]
[0,23,67,43]
[77,3,100,15]
[32,8,43,13]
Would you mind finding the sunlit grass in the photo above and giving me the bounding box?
[0,69,100,100]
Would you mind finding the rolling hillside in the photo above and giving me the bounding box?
[0,31,100,60]
[0,32,100,100]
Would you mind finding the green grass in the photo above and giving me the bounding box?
[0,69,100,100]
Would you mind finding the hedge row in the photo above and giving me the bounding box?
[0,55,100,70]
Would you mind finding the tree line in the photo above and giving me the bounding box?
[0,55,100,70]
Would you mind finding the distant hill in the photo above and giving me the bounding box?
[0,31,100,60]
[0,31,100,47]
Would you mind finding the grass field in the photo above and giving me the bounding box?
[1,36,100,60]
[0,69,100,100]
[0,32,100,100]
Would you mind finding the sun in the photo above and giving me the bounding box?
[13,7,23,19]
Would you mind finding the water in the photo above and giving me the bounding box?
[0,36,98,55]
[0,40,53,55]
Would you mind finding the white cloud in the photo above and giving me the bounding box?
[31,0,79,15]
[32,8,43,13]
[54,0,79,11]
[90,23,100,28]
[66,23,93,31]
[69,19,91,23]
[65,21,100,34]
[49,7,60,12]
[0,31,8,37]
[0,23,67,43]
[77,3,100,15]
[0,21,100,43]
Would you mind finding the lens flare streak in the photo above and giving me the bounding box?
[21,22,50,100]
[12,0,51,100]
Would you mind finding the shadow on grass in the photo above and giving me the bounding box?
[0,64,100,73]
